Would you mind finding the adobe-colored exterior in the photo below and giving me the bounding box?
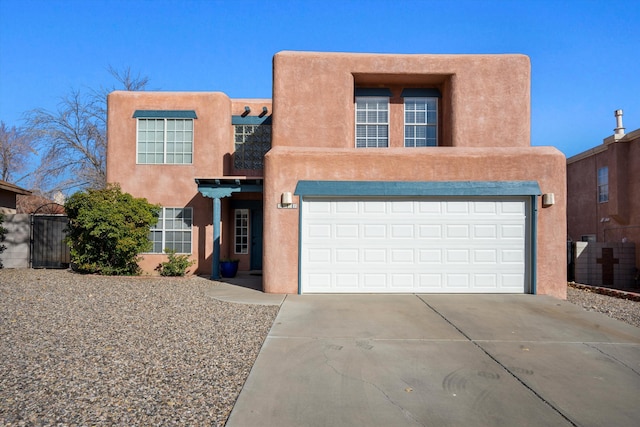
[567,123,640,271]
[107,92,270,273]
[107,51,567,298]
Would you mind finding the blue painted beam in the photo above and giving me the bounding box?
[294,181,541,197]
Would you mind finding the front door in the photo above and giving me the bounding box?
[231,199,263,271]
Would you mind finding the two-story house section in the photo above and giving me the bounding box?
[107,51,567,298]
[107,92,271,277]
[264,52,566,297]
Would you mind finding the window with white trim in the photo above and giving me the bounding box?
[355,97,389,148]
[137,118,193,164]
[234,209,249,254]
[598,167,608,203]
[404,97,438,147]
[149,207,193,253]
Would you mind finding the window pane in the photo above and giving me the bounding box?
[404,97,438,147]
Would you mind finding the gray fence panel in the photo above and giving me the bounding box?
[1,214,31,268]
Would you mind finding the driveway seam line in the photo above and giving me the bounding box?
[416,296,579,427]
[583,343,640,376]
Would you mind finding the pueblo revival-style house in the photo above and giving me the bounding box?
[107,51,566,297]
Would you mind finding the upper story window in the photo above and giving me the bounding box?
[355,97,389,148]
[404,97,438,147]
[355,88,441,148]
[355,89,390,148]
[134,110,196,164]
[597,166,608,203]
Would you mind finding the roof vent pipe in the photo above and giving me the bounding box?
[614,109,625,139]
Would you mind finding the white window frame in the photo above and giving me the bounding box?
[355,96,389,148]
[404,97,438,147]
[149,207,193,254]
[137,118,194,164]
[597,167,608,203]
[234,209,249,255]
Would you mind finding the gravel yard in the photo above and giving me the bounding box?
[0,269,279,426]
[1,269,638,426]
[566,284,640,328]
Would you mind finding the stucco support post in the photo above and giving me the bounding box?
[212,196,221,280]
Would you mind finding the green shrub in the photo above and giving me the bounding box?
[64,184,160,275]
[156,248,195,277]
[0,213,7,269]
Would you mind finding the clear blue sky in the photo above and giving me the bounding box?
[1,0,638,158]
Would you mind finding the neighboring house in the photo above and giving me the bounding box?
[107,51,566,297]
[0,180,32,214]
[567,110,639,287]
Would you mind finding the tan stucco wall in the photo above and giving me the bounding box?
[106,91,271,275]
[265,51,564,298]
[263,146,567,298]
[272,51,530,149]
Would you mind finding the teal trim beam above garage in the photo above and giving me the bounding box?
[133,110,197,119]
[295,181,541,197]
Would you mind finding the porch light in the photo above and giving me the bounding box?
[542,193,555,208]
[278,192,297,209]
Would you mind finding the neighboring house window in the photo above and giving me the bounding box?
[355,97,389,148]
[234,125,271,169]
[234,209,249,254]
[137,118,193,164]
[404,97,438,147]
[597,167,608,203]
[149,207,193,253]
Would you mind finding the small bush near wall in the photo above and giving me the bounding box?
[64,184,160,275]
[156,249,195,276]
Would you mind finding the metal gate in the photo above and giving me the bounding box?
[31,215,70,268]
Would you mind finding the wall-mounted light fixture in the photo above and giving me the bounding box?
[241,106,251,117]
[278,192,297,209]
[542,193,555,208]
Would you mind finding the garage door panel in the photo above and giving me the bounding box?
[301,197,529,293]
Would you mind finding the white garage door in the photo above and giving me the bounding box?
[300,197,530,293]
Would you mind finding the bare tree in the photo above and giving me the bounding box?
[25,66,150,194]
[0,121,36,184]
[26,90,107,192]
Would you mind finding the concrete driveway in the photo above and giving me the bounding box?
[225,294,640,427]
